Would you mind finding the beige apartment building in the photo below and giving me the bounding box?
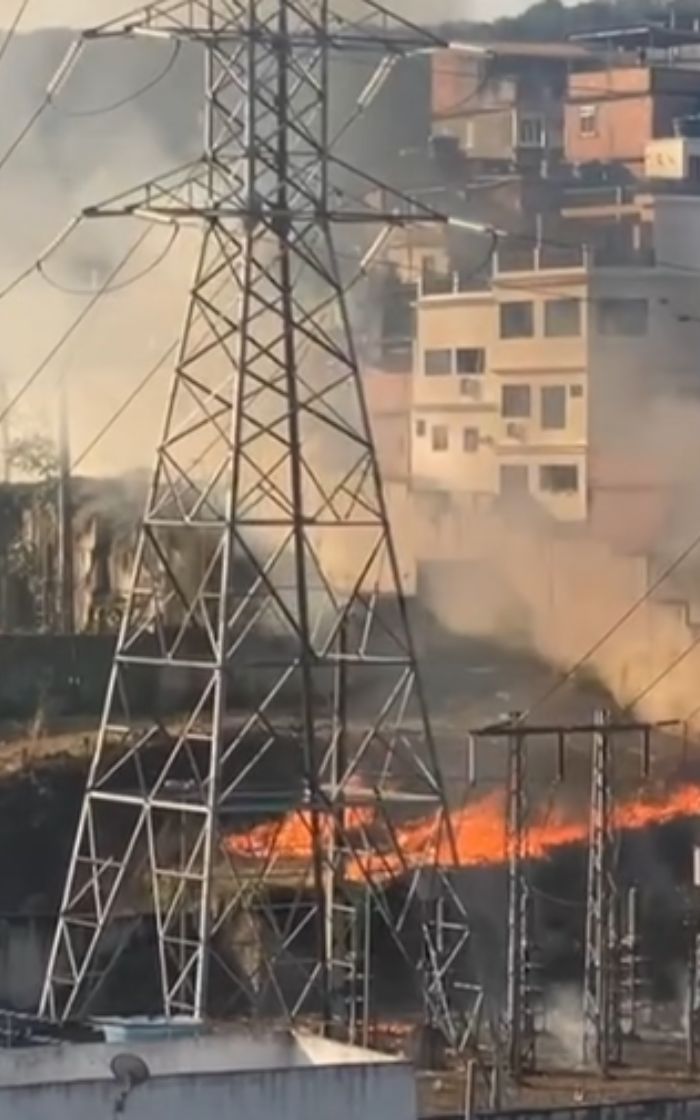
[410,229,700,523]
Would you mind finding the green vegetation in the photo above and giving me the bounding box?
[440,0,700,42]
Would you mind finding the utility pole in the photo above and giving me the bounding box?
[39,0,485,1051]
[0,376,10,484]
[583,710,622,1072]
[686,846,700,1070]
[505,718,537,1079]
[56,368,75,635]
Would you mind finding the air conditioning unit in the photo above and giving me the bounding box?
[505,421,526,441]
[459,377,482,399]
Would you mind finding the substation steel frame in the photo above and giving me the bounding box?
[505,722,537,1079]
[39,0,485,1052]
[472,714,676,1082]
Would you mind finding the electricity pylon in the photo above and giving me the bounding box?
[40,0,482,1048]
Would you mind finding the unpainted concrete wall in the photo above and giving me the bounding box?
[0,1063,415,1120]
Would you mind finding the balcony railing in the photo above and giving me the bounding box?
[418,238,656,297]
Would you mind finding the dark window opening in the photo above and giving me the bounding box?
[540,464,579,493]
[544,298,582,338]
[424,348,452,375]
[456,347,485,374]
[415,419,426,437]
[541,386,567,430]
[463,428,479,452]
[502,384,531,418]
[579,105,597,137]
[500,301,535,339]
[432,425,449,452]
[519,115,545,148]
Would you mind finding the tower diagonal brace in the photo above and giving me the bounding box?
[38,0,486,1054]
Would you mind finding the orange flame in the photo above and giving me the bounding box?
[224,783,700,878]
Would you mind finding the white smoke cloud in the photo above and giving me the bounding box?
[2,0,530,30]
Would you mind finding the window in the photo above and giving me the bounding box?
[570,384,584,399]
[500,301,535,339]
[518,115,545,149]
[415,419,426,437]
[500,465,529,496]
[502,384,531,418]
[463,427,479,453]
[540,464,579,493]
[456,347,485,374]
[541,386,567,430]
[544,298,582,338]
[431,425,449,452]
[579,105,597,137]
[424,348,452,375]
[596,298,649,337]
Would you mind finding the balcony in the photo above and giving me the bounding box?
[495,242,588,273]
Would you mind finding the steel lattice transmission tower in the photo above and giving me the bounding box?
[39,0,483,1046]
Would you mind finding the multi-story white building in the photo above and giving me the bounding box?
[410,215,700,522]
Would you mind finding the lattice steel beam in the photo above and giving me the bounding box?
[39,0,485,1050]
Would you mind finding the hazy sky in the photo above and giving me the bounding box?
[1,0,533,29]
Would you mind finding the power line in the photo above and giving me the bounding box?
[71,340,177,472]
[624,630,700,716]
[0,31,179,179]
[0,0,30,71]
[38,223,179,296]
[519,531,700,725]
[0,227,153,434]
[54,40,182,118]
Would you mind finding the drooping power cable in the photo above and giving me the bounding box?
[54,40,181,118]
[0,226,153,433]
[37,223,180,296]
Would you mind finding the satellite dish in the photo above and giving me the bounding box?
[110,1053,151,1115]
[110,1052,151,1088]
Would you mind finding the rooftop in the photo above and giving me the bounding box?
[570,21,700,50]
[444,38,595,61]
[0,1027,402,1090]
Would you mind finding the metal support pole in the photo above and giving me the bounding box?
[56,369,75,635]
[583,709,621,1073]
[688,920,700,1072]
[506,722,534,1078]
[687,854,700,1071]
[621,885,640,1040]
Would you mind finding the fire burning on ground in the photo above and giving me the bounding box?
[225,782,700,878]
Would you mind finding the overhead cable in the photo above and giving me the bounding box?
[519,532,700,725]
[0,226,152,433]
[0,31,179,179]
[625,632,700,717]
[71,340,178,472]
[0,217,82,303]
[54,39,181,117]
[38,222,179,296]
[0,0,31,71]
[0,38,83,176]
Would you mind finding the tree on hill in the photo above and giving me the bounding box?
[439,0,700,42]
